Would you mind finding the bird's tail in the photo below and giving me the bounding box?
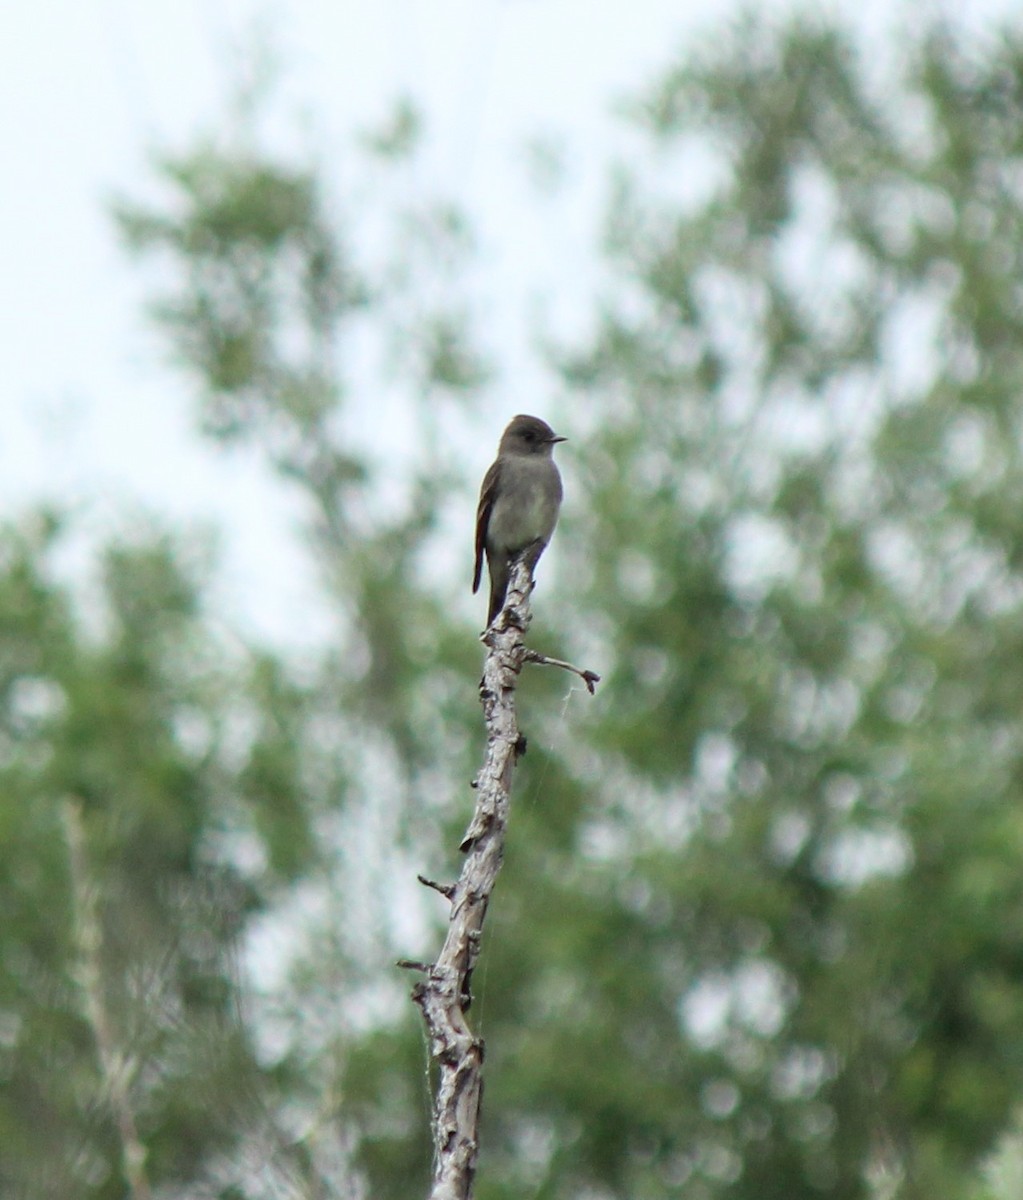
[487,560,510,626]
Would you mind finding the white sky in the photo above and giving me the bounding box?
[1,0,1015,645]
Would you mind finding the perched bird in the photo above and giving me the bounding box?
[473,414,566,626]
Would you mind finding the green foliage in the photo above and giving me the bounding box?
[499,15,1023,1200]
[0,516,293,1196]
[116,145,367,483]
[361,96,423,160]
[12,10,1023,1200]
[329,13,1023,1200]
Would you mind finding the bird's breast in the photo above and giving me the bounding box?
[486,457,562,553]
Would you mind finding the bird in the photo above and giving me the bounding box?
[473,414,565,627]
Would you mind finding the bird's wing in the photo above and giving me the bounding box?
[473,458,501,593]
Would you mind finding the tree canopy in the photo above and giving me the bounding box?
[6,10,1023,1200]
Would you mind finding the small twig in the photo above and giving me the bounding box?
[521,649,601,694]
[417,875,456,900]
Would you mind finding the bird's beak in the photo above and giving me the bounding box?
[549,434,568,444]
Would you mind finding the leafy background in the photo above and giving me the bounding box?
[5,6,1023,1199]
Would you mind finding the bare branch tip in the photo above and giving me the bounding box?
[521,648,601,694]
[417,874,455,899]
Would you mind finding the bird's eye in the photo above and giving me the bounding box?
[524,431,535,441]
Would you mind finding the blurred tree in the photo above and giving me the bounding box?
[112,88,495,1198]
[335,14,1023,1200]
[0,513,341,1197]
[479,16,1023,1200]
[12,9,1023,1200]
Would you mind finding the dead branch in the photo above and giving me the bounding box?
[62,799,153,1200]
[404,557,598,1200]
[520,648,601,694]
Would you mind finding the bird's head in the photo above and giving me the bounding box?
[499,414,567,457]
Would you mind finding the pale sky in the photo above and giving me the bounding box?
[1,0,713,644]
[1,0,1011,645]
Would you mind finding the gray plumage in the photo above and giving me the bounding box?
[473,414,565,626]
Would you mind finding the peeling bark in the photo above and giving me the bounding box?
[402,557,598,1200]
